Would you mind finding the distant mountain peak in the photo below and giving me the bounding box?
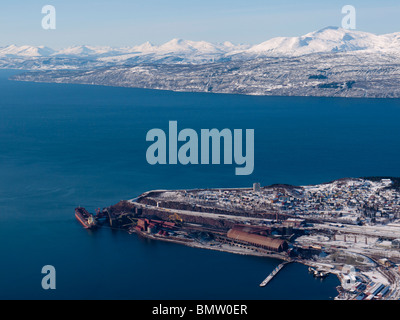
[318,26,341,31]
[0,44,55,57]
[246,27,398,56]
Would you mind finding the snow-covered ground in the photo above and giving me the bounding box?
[6,27,400,98]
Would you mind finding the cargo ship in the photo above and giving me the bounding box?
[75,207,97,229]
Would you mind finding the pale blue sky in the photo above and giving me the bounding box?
[1,0,400,48]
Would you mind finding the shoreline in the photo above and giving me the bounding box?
[125,221,400,300]
[10,76,399,100]
[127,226,342,299]
[129,227,290,260]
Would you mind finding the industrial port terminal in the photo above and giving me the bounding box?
[76,177,400,300]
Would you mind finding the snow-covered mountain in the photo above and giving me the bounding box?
[0,44,55,57]
[94,39,249,65]
[0,39,247,61]
[243,26,400,56]
[6,27,400,99]
[54,45,124,57]
[2,27,400,64]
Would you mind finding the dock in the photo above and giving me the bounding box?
[260,262,290,287]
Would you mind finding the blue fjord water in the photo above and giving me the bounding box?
[1,69,400,299]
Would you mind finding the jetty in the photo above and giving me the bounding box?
[260,262,290,287]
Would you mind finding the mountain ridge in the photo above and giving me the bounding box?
[7,26,400,99]
[2,27,399,63]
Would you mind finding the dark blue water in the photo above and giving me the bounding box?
[2,69,400,300]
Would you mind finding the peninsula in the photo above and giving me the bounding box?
[78,177,400,300]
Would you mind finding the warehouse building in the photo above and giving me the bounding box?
[227,229,288,252]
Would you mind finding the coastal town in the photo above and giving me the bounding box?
[76,177,400,300]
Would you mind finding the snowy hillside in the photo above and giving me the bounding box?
[5,27,400,98]
[12,50,400,98]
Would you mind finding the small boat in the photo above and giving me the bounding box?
[75,207,97,229]
[308,267,328,278]
[315,271,328,278]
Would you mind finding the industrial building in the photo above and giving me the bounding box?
[136,218,176,234]
[227,228,288,252]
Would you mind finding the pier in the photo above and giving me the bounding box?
[259,262,290,287]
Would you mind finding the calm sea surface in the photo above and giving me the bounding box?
[1,69,400,299]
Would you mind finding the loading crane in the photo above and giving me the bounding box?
[169,212,183,225]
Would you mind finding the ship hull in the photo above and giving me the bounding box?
[75,208,97,229]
